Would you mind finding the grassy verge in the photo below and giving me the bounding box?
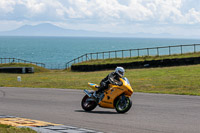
[74,52,200,65]
[1,63,200,95]
[0,124,36,133]
[0,63,49,73]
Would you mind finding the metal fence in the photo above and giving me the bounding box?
[0,58,65,69]
[2,44,200,70]
[0,58,45,68]
[66,44,200,69]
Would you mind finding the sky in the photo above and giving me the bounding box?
[0,0,200,38]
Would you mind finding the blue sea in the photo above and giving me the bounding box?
[0,36,200,69]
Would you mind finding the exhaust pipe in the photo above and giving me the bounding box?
[84,89,92,97]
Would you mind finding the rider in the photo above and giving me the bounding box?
[93,66,125,98]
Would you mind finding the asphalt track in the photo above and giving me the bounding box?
[0,87,200,133]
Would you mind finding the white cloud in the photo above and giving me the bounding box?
[56,0,200,25]
[1,0,200,24]
[185,8,200,24]
[124,1,154,21]
[0,0,16,13]
[23,0,45,14]
[0,0,200,37]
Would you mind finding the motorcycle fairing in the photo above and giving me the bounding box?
[99,85,124,108]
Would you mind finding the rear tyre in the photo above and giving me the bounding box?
[81,94,97,111]
[115,97,132,113]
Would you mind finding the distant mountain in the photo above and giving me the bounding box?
[0,23,174,38]
[0,23,100,36]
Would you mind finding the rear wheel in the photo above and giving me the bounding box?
[81,94,97,111]
[115,97,132,113]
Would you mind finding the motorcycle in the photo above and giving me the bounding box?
[81,77,133,113]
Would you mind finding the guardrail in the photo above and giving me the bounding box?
[66,44,200,69]
[0,58,45,68]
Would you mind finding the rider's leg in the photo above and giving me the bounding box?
[97,82,108,93]
[93,82,108,98]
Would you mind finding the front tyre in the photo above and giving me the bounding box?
[115,97,132,113]
[81,94,97,112]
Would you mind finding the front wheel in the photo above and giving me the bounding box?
[115,97,132,113]
[81,94,97,112]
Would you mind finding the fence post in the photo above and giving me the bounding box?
[103,52,104,59]
[109,51,111,59]
[67,63,69,69]
[122,50,124,58]
[129,49,132,57]
[181,45,183,55]
[157,48,159,56]
[90,53,92,60]
[147,48,149,56]
[169,46,171,55]
[194,44,196,53]
[137,49,140,57]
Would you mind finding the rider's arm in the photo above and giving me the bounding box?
[108,72,117,85]
[117,81,123,86]
[108,72,123,86]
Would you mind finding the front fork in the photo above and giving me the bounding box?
[84,89,92,97]
[84,89,99,103]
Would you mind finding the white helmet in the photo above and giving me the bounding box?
[115,67,125,77]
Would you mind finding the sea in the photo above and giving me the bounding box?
[0,36,200,69]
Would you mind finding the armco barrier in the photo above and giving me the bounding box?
[71,57,200,71]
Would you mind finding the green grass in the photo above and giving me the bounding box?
[0,124,36,133]
[73,52,200,65]
[1,63,200,96]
